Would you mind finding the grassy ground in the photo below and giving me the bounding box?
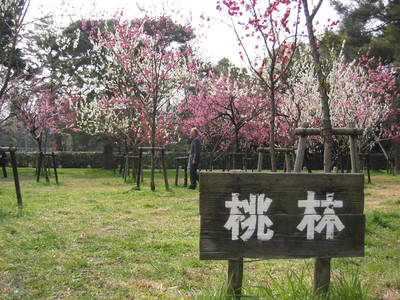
[0,168,399,299]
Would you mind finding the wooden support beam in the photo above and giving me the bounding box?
[136,149,143,189]
[257,151,263,172]
[349,135,359,173]
[227,259,243,298]
[0,147,17,152]
[138,146,164,151]
[161,149,169,191]
[314,257,331,294]
[257,147,295,152]
[294,136,307,173]
[294,128,363,136]
[285,152,292,173]
[175,157,188,186]
[36,152,43,182]
[9,150,22,208]
[52,153,59,184]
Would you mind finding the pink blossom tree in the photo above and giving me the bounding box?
[72,15,195,190]
[179,69,269,168]
[6,77,71,153]
[217,0,302,171]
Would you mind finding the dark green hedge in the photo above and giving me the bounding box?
[10,151,389,170]
[13,151,189,169]
[14,152,104,168]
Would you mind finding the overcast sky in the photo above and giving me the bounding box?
[26,0,341,67]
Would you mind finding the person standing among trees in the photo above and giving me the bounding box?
[188,127,201,189]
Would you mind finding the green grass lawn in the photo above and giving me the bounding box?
[0,168,399,299]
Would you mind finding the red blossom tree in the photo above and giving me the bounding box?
[179,69,270,167]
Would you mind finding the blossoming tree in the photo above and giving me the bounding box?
[179,69,270,168]
[6,77,71,153]
[216,0,302,171]
[282,46,399,160]
[71,15,195,190]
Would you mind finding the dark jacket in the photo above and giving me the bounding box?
[189,136,201,164]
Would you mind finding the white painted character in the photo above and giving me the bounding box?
[296,191,345,240]
[224,193,274,242]
[224,193,245,240]
[296,191,322,240]
[315,193,345,239]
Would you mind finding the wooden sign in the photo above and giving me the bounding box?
[199,172,365,260]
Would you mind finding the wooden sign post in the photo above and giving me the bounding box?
[0,147,22,207]
[175,156,188,187]
[199,172,364,297]
[36,152,59,184]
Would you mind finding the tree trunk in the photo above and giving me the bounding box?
[302,1,334,295]
[55,134,63,151]
[270,89,277,172]
[393,98,400,172]
[302,0,334,173]
[102,140,114,170]
[36,139,43,182]
[234,129,240,169]
[150,105,157,191]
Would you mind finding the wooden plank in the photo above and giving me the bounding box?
[199,172,364,260]
[200,173,364,215]
[294,128,363,136]
[258,147,294,152]
[138,146,164,151]
[200,214,364,259]
[0,147,17,152]
[176,156,188,160]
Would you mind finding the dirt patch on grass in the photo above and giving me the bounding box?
[379,288,400,300]
[107,278,165,291]
[365,184,400,210]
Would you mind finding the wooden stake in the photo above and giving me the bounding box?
[366,154,371,184]
[44,155,50,183]
[52,153,59,184]
[175,158,179,186]
[294,123,309,172]
[314,257,331,294]
[124,156,129,182]
[284,152,292,173]
[10,150,22,208]
[136,149,143,189]
[36,152,42,182]
[227,259,243,299]
[349,135,359,173]
[183,161,188,187]
[1,152,7,178]
[161,149,169,191]
[294,136,307,173]
[257,151,263,172]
